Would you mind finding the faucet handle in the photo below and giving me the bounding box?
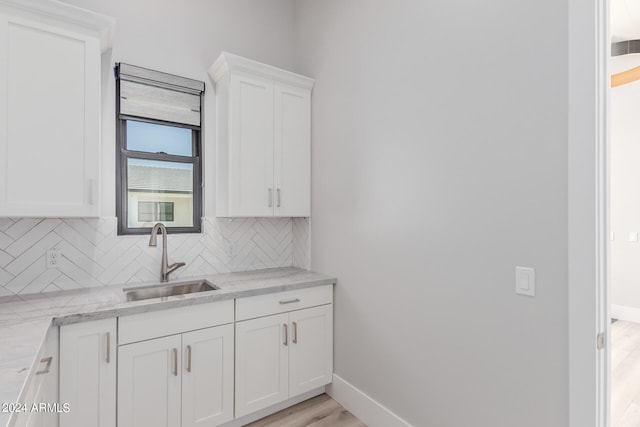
[167,262,186,275]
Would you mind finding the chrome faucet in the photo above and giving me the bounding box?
[149,223,185,282]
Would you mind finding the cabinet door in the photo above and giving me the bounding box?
[118,335,181,427]
[229,71,274,216]
[59,319,115,427]
[22,326,59,427]
[289,304,333,396]
[182,324,234,427]
[235,313,289,418]
[0,15,100,217]
[274,82,311,217]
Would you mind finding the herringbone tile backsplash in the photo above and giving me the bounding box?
[0,216,307,296]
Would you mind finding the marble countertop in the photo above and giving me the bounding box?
[0,267,335,426]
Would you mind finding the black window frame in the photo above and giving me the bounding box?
[115,66,203,236]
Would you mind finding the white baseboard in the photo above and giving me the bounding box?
[611,304,640,323]
[327,374,413,427]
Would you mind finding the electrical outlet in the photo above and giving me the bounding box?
[46,249,63,269]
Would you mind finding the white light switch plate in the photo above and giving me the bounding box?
[516,266,535,297]
[630,232,638,242]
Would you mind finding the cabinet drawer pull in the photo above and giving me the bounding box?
[173,348,178,377]
[292,321,298,344]
[283,323,288,346]
[35,356,53,375]
[186,345,192,373]
[268,188,273,208]
[276,188,281,208]
[106,332,111,363]
[279,298,300,305]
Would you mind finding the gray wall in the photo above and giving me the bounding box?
[293,1,568,426]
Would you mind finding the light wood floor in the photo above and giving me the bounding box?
[245,394,366,427]
[612,320,640,427]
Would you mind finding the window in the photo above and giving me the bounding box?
[115,63,205,235]
[138,201,174,222]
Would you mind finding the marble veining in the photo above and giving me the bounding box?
[0,267,335,425]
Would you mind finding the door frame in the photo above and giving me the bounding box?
[568,0,610,426]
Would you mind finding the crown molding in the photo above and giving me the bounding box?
[0,0,115,51]
[209,51,314,90]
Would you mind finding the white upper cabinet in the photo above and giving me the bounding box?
[210,52,314,217]
[0,0,114,217]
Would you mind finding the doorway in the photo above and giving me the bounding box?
[609,1,640,424]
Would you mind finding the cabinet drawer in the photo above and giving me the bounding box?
[119,300,233,345]
[235,285,332,321]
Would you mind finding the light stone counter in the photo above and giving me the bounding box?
[0,267,335,426]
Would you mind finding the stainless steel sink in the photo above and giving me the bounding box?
[124,280,219,302]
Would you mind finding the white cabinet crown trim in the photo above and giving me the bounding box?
[0,0,115,50]
[209,51,314,90]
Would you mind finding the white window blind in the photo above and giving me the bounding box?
[116,63,205,126]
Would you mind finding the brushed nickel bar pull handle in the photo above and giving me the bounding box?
[106,332,111,363]
[283,324,288,346]
[292,321,298,344]
[268,188,273,208]
[173,348,178,377]
[279,298,300,305]
[186,345,192,373]
[88,179,95,205]
[35,356,53,375]
[276,188,281,208]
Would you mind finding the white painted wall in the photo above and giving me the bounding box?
[294,1,568,426]
[60,0,295,218]
[611,54,640,317]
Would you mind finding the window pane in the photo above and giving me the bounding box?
[127,159,193,228]
[138,201,174,222]
[126,120,192,156]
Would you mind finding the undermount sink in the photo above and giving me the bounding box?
[124,280,220,302]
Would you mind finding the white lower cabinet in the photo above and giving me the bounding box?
[117,324,234,427]
[14,326,59,427]
[118,334,182,427]
[288,305,334,397]
[182,326,234,427]
[53,287,332,427]
[235,313,289,418]
[59,318,116,427]
[235,303,333,418]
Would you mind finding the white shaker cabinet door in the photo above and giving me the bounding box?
[211,52,314,218]
[118,335,182,427]
[288,304,334,397]
[235,313,289,418]
[274,82,311,217]
[23,326,59,427]
[0,14,100,217]
[59,319,116,427]
[182,324,234,427]
[229,71,275,216]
